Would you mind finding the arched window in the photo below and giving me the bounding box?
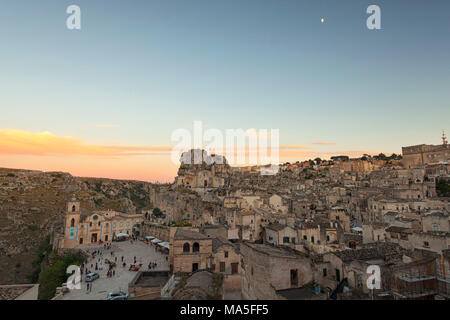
[193,242,200,252]
[72,205,76,212]
[183,243,190,253]
[70,218,75,227]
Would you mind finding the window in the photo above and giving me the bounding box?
[423,241,430,248]
[323,268,327,277]
[291,237,296,244]
[220,262,225,273]
[283,237,290,243]
[70,218,75,227]
[72,205,76,212]
[224,251,228,258]
[311,236,315,244]
[303,235,307,240]
[326,235,330,242]
[193,242,200,252]
[183,242,190,252]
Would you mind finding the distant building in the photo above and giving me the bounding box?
[402,134,450,168]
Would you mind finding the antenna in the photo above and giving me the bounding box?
[443,130,448,145]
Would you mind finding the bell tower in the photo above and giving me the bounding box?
[64,195,81,248]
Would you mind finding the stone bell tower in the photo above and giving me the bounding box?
[64,195,81,248]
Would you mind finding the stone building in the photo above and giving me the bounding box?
[402,137,450,169]
[62,197,143,249]
[211,238,240,275]
[171,228,212,273]
[329,206,351,232]
[240,243,313,299]
[265,223,297,246]
[422,211,449,233]
[173,149,231,189]
[362,222,388,243]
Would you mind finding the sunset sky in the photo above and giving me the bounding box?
[1,1,449,182]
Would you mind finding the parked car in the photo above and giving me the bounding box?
[107,291,128,300]
[85,272,99,282]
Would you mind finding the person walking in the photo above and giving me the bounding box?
[86,282,89,293]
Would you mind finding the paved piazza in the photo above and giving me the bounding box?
[62,240,169,300]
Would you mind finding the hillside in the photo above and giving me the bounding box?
[0,168,153,284]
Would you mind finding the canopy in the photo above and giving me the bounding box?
[116,233,129,238]
[158,242,170,249]
[151,238,162,244]
[145,236,155,240]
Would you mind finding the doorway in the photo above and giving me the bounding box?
[192,263,199,272]
[91,233,98,243]
[290,269,299,287]
[231,263,239,274]
[335,269,341,282]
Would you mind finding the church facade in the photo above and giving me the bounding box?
[62,197,144,249]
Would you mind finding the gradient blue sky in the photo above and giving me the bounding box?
[0,0,449,181]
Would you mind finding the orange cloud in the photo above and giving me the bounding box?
[0,129,171,157]
[312,142,337,145]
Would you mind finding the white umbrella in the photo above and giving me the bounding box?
[116,233,129,238]
[158,242,170,249]
[151,238,162,244]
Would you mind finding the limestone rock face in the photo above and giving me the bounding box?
[0,168,152,284]
[174,149,232,189]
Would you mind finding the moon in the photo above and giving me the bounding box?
[321,18,325,23]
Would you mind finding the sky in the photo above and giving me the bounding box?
[0,0,449,182]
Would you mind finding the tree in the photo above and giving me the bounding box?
[314,157,322,165]
[152,207,163,217]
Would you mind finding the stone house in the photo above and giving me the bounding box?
[264,223,297,246]
[329,206,351,232]
[240,243,313,299]
[211,238,240,275]
[171,228,212,273]
[422,211,449,233]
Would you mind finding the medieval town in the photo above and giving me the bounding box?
[2,134,448,301]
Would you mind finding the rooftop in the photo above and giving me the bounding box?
[174,228,211,240]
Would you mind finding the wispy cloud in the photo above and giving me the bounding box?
[93,124,121,128]
[312,142,337,145]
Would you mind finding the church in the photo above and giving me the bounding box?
[62,196,144,249]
